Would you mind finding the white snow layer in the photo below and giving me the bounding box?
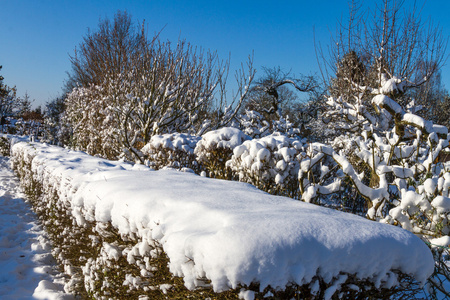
[12,142,434,292]
[142,133,201,155]
[196,127,250,150]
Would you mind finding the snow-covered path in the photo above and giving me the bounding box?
[0,156,73,300]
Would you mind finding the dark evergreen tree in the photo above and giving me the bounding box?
[0,65,19,118]
[0,66,7,98]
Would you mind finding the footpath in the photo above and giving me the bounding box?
[0,156,73,300]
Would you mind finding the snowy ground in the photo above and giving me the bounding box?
[0,156,73,300]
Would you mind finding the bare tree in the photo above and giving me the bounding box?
[205,54,256,133]
[66,10,146,91]
[318,0,446,102]
[105,39,224,162]
[313,2,450,297]
[64,11,255,163]
[316,0,447,137]
[247,67,317,119]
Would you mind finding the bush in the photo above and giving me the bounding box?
[195,127,250,179]
[227,133,305,198]
[141,133,201,172]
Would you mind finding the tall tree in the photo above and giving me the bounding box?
[243,66,317,126]
[318,0,447,135]
[312,1,450,297]
[16,92,33,118]
[0,65,19,118]
[65,10,145,90]
[64,11,245,162]
[0,66,9,100]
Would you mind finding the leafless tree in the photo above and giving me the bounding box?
[241,66,317,126]
[104,38,225,162]
[64,10,255,163]
[314,0,448,140]
[66,10,146,91]
[205,54,256,134]
[318,0,447,102]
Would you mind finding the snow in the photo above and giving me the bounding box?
[10,141,435,293]
[400,113,448,136]
[196,127,250,150]
[238,289,256,300]
[424,178,437,195]
[372,94,404,114]
[392,165,414,179]
[429,236,450,248]
[0,155,74,299]
[431,196,450,214]
[141,133,200,155]
[400,190,431,214]
[318,143,390,202]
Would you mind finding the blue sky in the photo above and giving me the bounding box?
[1,0,450,108]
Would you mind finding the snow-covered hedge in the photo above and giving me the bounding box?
[11,141,435,299]
[194,127,250,179]
[227,133,306,198]
[141,133,201,172]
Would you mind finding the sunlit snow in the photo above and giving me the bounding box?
[0,156,73,299]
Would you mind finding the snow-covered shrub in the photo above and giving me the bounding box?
[237,110,271,138]
[298,123,450,296]
[381,163,450,233]
[379,149,450,297]
[237,110,305,140]
[317,78,450,297]
[10,144,218,298]
[271,115,303,139]
[297,142,361,212]
[227,133,305,198]
[141,133,201,172]
[64,85,121,160]
[65,35,220,163]
[195,127,250,179]
[314,1,450,295]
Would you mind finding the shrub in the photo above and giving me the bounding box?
[237,110,271,138]
[194,127,250,179]
[227,133,305,198]
[141,133,201,172]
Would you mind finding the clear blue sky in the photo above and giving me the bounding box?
[1,0,450,109]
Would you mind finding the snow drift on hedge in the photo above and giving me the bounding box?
[195,127,250,151]
[11,141,434,293]
[142,133,201,156]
